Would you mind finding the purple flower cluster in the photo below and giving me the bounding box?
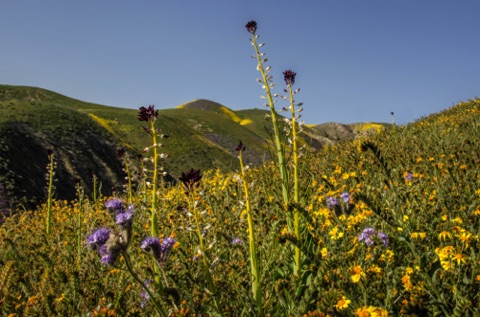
[99,244,121,266]
[405,173,414,181]
[340,192,351,204]
[105,198,124,213]
[86,227,120,266]
[141,236,176,263]
[85,200,136,266]
[138,105,158,122]
[283,69,297,86]
[326,197,339,209]
[245,20,257,34]
[86,227,110,249]
[115,208,134,227]
[358,227,389,247]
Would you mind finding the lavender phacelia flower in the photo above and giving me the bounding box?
[141,236,176,263]
[377,231,389,247]
[232,237,243,245]
[405,173,414,181]
[340,192,351,204]
[283,69,297,86]
[161,237,176,251]
[106,198,124,215]
[326,196,339,209]
[99,244,120,266]
[141,237,161,259]
[245,20,257,34]
[138,105,158,122]
[86,227,110,249]
[358,227,389,247]
[115,209,134,227]
[358,227,376,246]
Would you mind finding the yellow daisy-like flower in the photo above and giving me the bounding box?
[451,253,467,265]
[475,275,480,281]
[438,231,452,241]
[350,265,366,283]
[334,296,351,310]
[355,306,389,317]
[321,247,328,258]
[457,231,473,247]
[410,232,427,239]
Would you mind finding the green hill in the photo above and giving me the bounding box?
[0,85,387,208]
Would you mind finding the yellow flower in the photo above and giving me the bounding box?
[355,307,370,317]
[56,293,65,303]
[334,296,351,310]
[410,232,426,239]
[451,253,467,265]
[350,265,366,283]
[457,231,473,247]
[438,231,452,241]
[451,217,463,224]
[476,275,480,282]
[329,226,344,240]
[355,306,389,317]
[367,265,382,274]
[321,247,328,258]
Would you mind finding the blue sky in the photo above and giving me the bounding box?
[1,1,479,125]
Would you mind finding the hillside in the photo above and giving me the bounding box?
[0,85,356,208]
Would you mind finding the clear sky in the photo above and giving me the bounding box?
[1,1,479,125]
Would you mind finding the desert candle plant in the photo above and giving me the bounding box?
[138,105,161,237]
[45,149,55,235]
[246,21,290,219]
[117,147,134,204]
[283,69,303,274]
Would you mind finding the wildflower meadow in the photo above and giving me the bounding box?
[1,21,480,317]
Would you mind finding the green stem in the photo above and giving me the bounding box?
[288,86,301,275]
[239,149,263,315]
[151,120,159,237]
[251,33,290,219]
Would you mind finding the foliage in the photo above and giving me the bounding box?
[0,98,479,316]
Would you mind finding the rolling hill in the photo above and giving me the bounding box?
[0,84,383,209]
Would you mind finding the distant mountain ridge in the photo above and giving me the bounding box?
[0,85,387,208]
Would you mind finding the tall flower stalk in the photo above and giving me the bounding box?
[45,150,55,235]
[246,21,290,223]
[139,105,160,237]
[237,142,263,315]
[283,69,302,274]
[117,147,133,204]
